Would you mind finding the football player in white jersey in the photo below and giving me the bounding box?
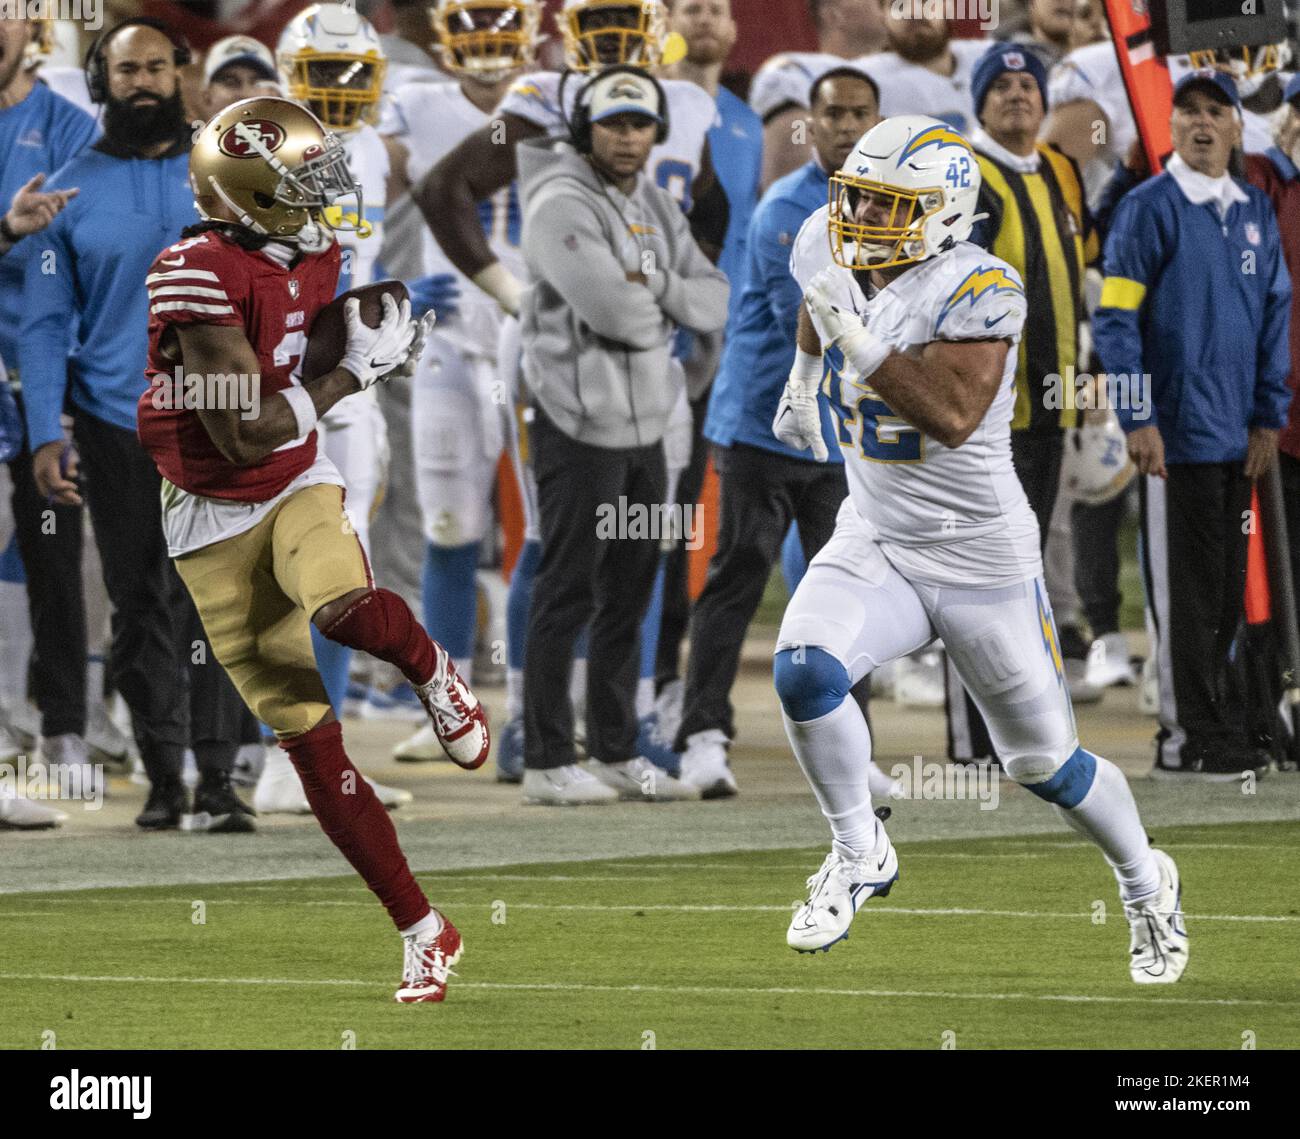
[380,0,544,765]
[749,0,886,189]
[253,2,411,813]
[854,11,987,133]
[772,116,1187,984]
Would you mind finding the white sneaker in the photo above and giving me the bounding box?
[39,733,104,801]
[893,650,944,708]
[1138,656,1159,715]
[0,791,66,829]
[253,752,311,814]
[787,837,899,953]
[522,764,618,806]
[231,743,266,787]
[586,756,699,801]
[1087,632,1137,688]
[393,723,441,763]
[679,730,737,799]
[0,718,21,763]
[1125,848,1188,984]
[367,777,412,809]
[4,701,38,750]
[653,679,685,747]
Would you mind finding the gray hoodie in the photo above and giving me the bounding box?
[517,136,729,449]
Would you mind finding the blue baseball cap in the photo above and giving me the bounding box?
[971,42,1049,119]
[1173,69,1242,111]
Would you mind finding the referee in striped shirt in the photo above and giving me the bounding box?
[947,42,1095,763]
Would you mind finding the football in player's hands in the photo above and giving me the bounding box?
[301,279,412,386]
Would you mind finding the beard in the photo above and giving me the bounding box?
[103,89,188,150]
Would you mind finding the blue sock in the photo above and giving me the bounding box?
[311,626,351,716]
[0,532,25,583]
[507,539,541,671]
[781,523,807,595]
[422,541,479,662]
[639,557,666,680]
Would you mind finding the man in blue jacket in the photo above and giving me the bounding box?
[1094,70,1292,780]
[21,20,253,830]
[675,66,879,797]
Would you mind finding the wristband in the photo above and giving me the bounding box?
[281,385,319,439]
[839,325,890,380]
[471,262,523,315]
[791,348,822,392]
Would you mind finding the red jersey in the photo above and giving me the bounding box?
[136,228,341,502]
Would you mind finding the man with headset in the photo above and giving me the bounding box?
[20,19,254,831]
[515,65,729,805]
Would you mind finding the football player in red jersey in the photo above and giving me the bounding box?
[136,96,489,1003]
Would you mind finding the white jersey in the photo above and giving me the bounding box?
[748,51,849,119]
[497,70,717,211]
[855,39,987,135]
[384,79,526,357]
[338,123,389,293]
[790,209,1039,588]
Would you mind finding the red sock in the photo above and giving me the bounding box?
[281,719,429,931]
[321,588,437,687]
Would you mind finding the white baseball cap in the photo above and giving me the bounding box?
[586,70,663,125]
[204,35,278,87]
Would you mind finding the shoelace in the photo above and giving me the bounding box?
[422,655,473,736]
[403,935,456,987]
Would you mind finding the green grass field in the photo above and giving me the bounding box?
[2,819,1296,1050]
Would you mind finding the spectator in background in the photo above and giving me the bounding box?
[675,68,883,798]
[1246,76,1300,613]
[21,20,253,829]
[516,68,728,805]
[0,13,97,831]
[200,33,281,115]
[749,0,885,190]
[1094,71,1291,779]
[1008,0,1078,69]
[949,43,1096,762]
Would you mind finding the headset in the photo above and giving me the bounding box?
[567,64,669,155]
[83,17,193,105]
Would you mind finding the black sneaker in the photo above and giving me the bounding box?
[183,772,257,833]
[135,782,188,830]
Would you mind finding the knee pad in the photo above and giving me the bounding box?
[1010,745,1097,808]
[773,646,852,722]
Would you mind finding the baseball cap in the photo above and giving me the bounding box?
[1173,68,1242,111]
[204,35,278,87]
[585,70,663,125]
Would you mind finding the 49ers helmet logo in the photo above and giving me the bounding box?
[218,120,287,158]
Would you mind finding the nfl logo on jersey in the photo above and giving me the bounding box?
[289,279,300,299]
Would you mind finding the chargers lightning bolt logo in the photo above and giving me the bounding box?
[934,266,1024,335]
[896,124,971,167]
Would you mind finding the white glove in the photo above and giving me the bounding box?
[772,347,828,462]
[387,311,435,382]
[341,293,418,390]
[804,266,889,381]
[472,261,523,318]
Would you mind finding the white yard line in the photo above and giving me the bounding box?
[0,970,1286,1008]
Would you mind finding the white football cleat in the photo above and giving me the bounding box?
[679,730,737,799]
[367,777,412,809]
[653,679,685,748]
[787,837,899,954]
[253,752,311,814]
[396,911,462,1003]
[414,651,490,770]
[1086,632,1137,688]
[522,764,618,806]
[0,792,66,829]
[39,733,105,801]
[1126,848,1188,984]
[586,756,699,801]
[1065,658,1103,704]
[893,650,944,707]
[393,723,441,763]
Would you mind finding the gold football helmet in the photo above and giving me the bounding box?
[558,0,666,72]
[23,17,56,70]
[277,2,387,132]
[431,0,542,82]
[190,96,363,244]
[1185,42,1293,98]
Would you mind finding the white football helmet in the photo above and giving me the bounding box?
[1184,41,1293,99]
[558,0,667,72]
[278,2,387,133]
[432,0,543,83]
[828,115,983,271]
[1062,412,1136,506]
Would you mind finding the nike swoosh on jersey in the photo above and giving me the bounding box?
[984,311,1011,328]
